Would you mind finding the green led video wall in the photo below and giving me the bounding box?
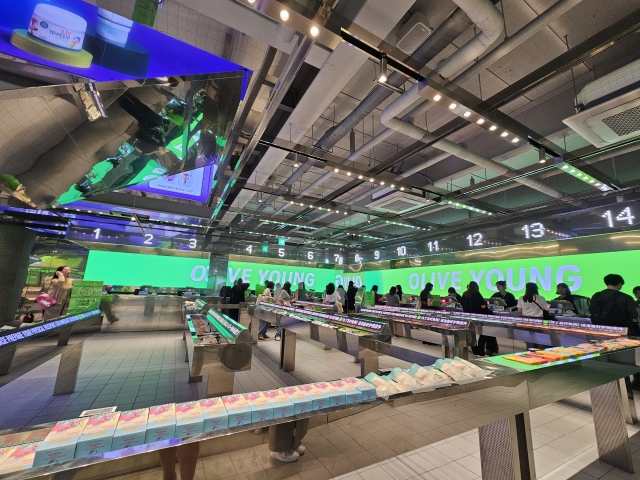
[84,250,210,288]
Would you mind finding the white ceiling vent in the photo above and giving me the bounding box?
[563,59,640,148]
[367,190,427,214]
[396,12,431,55]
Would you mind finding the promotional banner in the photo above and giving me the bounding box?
[226,261,364,291]
[67,280,103,314]
[364,249,640,299]
[84,251,210,288]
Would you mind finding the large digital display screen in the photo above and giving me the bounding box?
[0,0,243,81]
[363,249,640,299]
[126,164,216,202]
[84,250,210,288]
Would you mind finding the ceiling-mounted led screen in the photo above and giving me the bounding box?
[126,163,216,202]
[0,0,243,81]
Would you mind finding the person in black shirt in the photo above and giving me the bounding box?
[590,274,639,336]
[462,281,498,356]
[490,281,517,308]
[346,281,358,313]
[633,286,640,308]
[447,287,463,304]
[419,283,434,308]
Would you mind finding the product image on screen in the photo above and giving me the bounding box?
[127,163,216,202]
[0,0,243,81]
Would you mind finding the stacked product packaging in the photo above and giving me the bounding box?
[1,338,639,474]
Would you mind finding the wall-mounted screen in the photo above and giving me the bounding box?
[84,250,210,288]
[0,0,243,81]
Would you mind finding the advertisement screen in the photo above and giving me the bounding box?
[127,164,216,202]
[364,249,640,299]
[84,250,209,288]
[227,261,362,291]
[0,0,243,81]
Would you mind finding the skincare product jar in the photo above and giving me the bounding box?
[28,4,87,51]
[96,9,133,47]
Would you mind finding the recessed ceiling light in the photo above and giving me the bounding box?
[346,172,351,176]
[380,181,385,185]
[390,184,395,188]
[433,94,442,101]
[247,0,256,3]
[310,26,319,37]
[539,159,546,164]
[511,137,519,143]
[500,131,509,137]
[344,212,347,215]
[489,125,497,131]
[400,187,404,191]
[358,175,363,179]
[477,118,485,125]
[449,103,457,109]
[463,111,471,117]
[334,168,339,173]
[280,10,289,21]
[369,178,374,182]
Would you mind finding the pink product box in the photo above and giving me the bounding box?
[33,418,89,467]
[112,409,149,450]
[75,412,121,458]
[328,380,362,404]
[222,395,252,426]
[145,404,176,443]
[0,443,40,474]
[262,390,294,418]
[341,377,377,401]
[308,383,332,410]
[279,386,313,414]
[175,402,204,438]
[198,398,229,431]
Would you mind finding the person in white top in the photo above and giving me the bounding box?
[517,283,547,318]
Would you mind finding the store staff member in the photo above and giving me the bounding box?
[490,281,517,308]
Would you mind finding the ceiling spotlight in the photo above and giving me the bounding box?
[500,131,509,137]
[247,0,256,3]
[293,152,299,167]
[370,178,374,182]
[433,94,442,101]
[344,212,347,215]
[379,54,388,83]
[449,103,457,110]
[310,26,319,37]
[489,125,497,131]
[477,118,485,125]
[463,111,471,117]
[380,181,385,185]
[346,172,351,176]
[290,200,294,204]
[538,148,546,164]
[511,137,519,143]
[257,192,263,203]
[335,210,339,214]
[279,10,289,21]
[400,187,404,191]
[334,168,339,173]
[358,175,363,179]
[390,184,395,188]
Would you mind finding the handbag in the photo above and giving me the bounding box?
[534,298,551,320]
[36,292,57,309]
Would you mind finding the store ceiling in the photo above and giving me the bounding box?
[2,0,640,255]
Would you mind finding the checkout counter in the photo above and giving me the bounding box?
[184,308,252,397]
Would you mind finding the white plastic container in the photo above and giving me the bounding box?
[28,3,87,51]
[96,8,133,47]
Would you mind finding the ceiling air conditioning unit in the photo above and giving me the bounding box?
[396,11,431,55]
[367,190,428,214]
[563,58,640,148]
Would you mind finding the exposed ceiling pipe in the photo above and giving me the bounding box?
[350,0,585,161]
[380,82,565,199]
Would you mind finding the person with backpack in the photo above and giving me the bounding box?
[590,274,639,336]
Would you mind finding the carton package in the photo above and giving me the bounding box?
[312,382,343,408]
[0,447,16,471]
[242,392,274,423]
[198,398,229,432]
[175,402,204,438]
[279,386,313,414]
[0,443,40,474]
[262,390,294,418]
[145,404,176,443]
[342,377,377,401]
[222,395,252,426]
[328,380,362,404]
[299,383,329,410]
[33,418,89,467]
[75,412,121,458]
[112,409,148,450]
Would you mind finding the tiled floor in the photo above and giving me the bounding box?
[3,325,640,479]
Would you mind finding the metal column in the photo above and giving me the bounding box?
[281,329,296,372]
[53,342,84,396]
[57,325,73,346]
[620,377,638,425]
[360,357,379,377]
[478,412,536,480]
[590,380,634,473]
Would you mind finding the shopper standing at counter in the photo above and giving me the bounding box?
[419,283,434,308]
[372,285,383,305]
[517,283,547,318]
[346,281,358,313]
[590,274,639,336]
[448,287,463,304]
[633,286,640,308]
[43,265,74,319]
[257,281,275,340]
[491,281,517,308]
[275,282,294,341]
[463,282,498,356]
[386,286,400,307]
